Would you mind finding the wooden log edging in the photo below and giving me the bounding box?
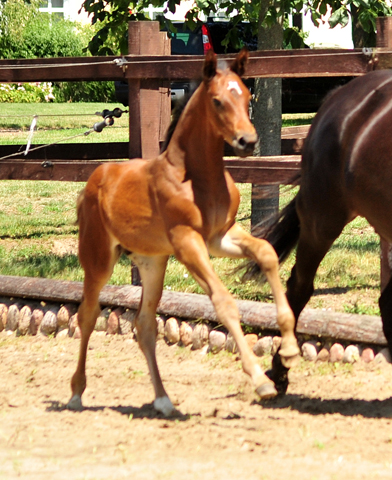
[0,275,386,346]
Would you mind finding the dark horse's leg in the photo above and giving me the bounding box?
[379,277,392,355]
[267,191,349,393]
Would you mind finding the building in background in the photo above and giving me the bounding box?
[39,0,90,22]
[43,0,353,49]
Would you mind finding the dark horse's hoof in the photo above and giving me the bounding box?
[266,353,290,395]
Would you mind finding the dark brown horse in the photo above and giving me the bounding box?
[67,49,300,415]
[249,69,392,393]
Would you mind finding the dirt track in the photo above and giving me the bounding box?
[1,332,392,480]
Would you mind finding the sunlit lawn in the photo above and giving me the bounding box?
[0,104,381,315]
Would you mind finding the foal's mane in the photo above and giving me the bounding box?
[160,82,200,153]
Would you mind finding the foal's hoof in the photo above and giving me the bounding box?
[67,395,83,411]
[256,382,278,400]
[154,396,175,417]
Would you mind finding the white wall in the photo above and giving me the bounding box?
[302,8,354,49]
[39,0,91,23]
[41,0,355,49]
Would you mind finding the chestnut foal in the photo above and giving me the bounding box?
[68,49,299,415]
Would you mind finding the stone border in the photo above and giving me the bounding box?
[1,297,390,366]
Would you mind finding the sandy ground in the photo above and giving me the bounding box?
[1,332,392,480]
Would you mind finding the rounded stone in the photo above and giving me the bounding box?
[17,305,33,336]
[6,304,20,332]
[192,324,210,350]
[119,310,136,335]
[40,310,58,336]
[342,345,360,364]
[317,347,330,362]
[73,326,82,339]
[361,347,375,363]
[164,317,180,344]
[56,328,69,339]
[0,304,8,331]
[68,313,79,337]
[57,304,77,331]
[156,316,165,340]
[32,308,44,335]
[209,330,226,354]
[374,348,392,364]
[225,333,238,353]
[179,322,193,347]
[245,334,258,350]
[253,336,273,357]
[301,341,318,362]
[329,343,345,363]
[107,307,123,335]
[95,307,111,332]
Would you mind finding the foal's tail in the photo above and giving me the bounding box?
[240,196,300,281]
[74,188,86,226]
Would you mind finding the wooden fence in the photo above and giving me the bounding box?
[1,19,392,180]
[1,18,392,287]
[1,19,392,179]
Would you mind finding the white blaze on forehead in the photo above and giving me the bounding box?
[227,81,242,95]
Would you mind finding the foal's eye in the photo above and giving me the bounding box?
[213,98,222,108]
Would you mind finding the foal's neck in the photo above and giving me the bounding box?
[166,84,225,182]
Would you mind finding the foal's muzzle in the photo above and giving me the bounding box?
[232,132,258,157]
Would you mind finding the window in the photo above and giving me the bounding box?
[39,0,65,19]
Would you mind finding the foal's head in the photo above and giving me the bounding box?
[203,49,257,157]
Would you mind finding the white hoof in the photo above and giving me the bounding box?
[154,396,174,416]
[67,395,83,411]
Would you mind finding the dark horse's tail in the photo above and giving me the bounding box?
[240,195,300,281]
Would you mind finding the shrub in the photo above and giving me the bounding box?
[0,82,55,103]
[53,81,115,103]
[21,16,88,59]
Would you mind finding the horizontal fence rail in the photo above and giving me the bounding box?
[0,125,307,183]
[0,48,391,82]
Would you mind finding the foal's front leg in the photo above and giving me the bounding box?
[130,254,173,416]
[170,226,277,400]
[209,223,300,368]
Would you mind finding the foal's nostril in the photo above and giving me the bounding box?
[233,132,257,157]
[238,137,247,148]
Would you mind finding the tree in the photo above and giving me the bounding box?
[0,0,115,102]
[81,0,392,55]
[80,0,392,227]
[0,0,92,59]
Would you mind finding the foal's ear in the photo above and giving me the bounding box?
[203,49,217,83]
[230,48,249,77]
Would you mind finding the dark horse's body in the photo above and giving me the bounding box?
[258,70,392,392]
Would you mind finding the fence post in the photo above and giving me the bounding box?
[128,21,171,285]
[377,17,392,291]
[128,21,171,159]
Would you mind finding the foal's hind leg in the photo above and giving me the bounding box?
[130,254,172,415]
[210,223,300,368]
[68,215,120,410]
[171,226,277,400]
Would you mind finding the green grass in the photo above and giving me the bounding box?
[0,103,129,144]
[0,180,381,315]
[282,113,316,127]
[0,104,381,315]
[0,104,310,147]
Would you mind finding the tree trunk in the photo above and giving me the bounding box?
[350,4,376,48]
[251,1,283,235]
